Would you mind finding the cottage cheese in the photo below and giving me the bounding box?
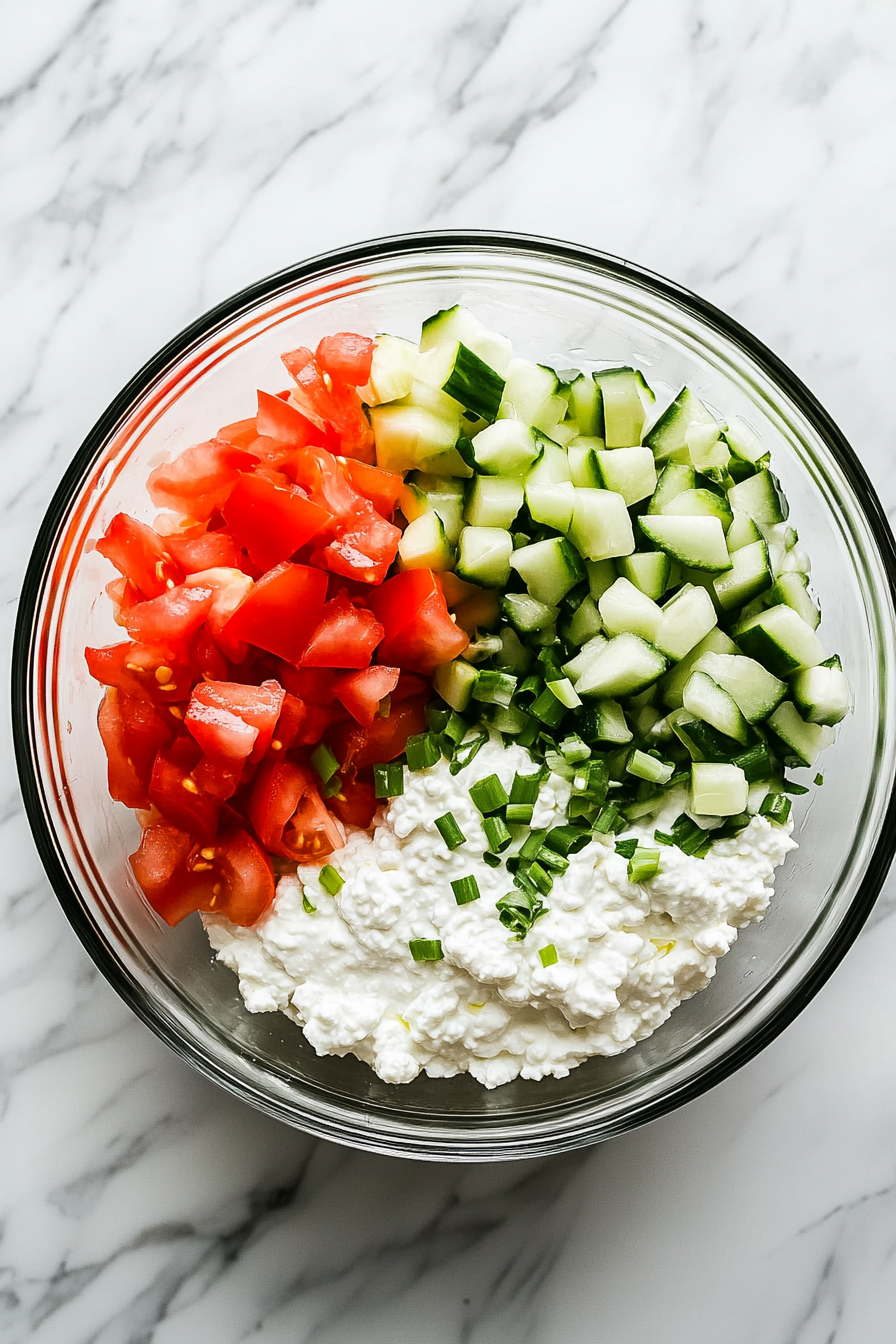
[205,738,795,1089]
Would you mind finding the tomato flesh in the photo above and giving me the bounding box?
[301,593,384,669]
[249,758,343,860]
[342,460,404,519]
[97,514,184,599]
[223,473,331,571]
[148,750,220,842]
[147,440,256,521]
[369,570,469,672]
[332,665,400,726]
[186,678,284,763]
[223,562,327,664]
[130,822,274,926]
[123,580,214,644]
[315,332,375,386]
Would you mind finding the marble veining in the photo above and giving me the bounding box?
[2,0,896,1339]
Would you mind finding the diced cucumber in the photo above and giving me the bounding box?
[693,652,785,724]
[584,559,618,601]
[690,763,749,817]
[568,488,635,561]
[401,473,467,543]
[791,660,852,726]
[510,536,584,606]
[455,526,513,587]
[661,487,734,532]
[526,480,576,532]
[566,595,604,646]
[670,710,743,763]
[420,304,513,376]
[658,627,738,709]
[498,359,559,424]
[598,577,663,643]
[595,446,657,505]
[362,334,418,405]
[471,420,539,476]
[686,422,730,472]
[644,387,719,462]
[728,469,788,525]
[726,510,763,551]
[562,633,608,683]
[371,403,468,475]
[682,671,750,746]
[574,633,667,699]
[398,511,453,571]
[532,392,569,435]
[407,365,469,417]
[578,698,632,745]
[568,373,603,436]
[464,476,524,529]
[527,439,572,484]
[712,538,772,611]
[638,514,732,572]
[769,572,820,629]
[544,420,577,448]
[493,626,532,675]
[767,701,835,768]
[655,583,719,661]
[594,367,653,447]
[501,591,558,633]
[616,550,671,600]
[433,658,479,712]
[567,439,603,488]
[734,604,826,678]
[647,463,696,514]
[724,415,769,466]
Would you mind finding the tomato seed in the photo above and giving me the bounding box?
[182,778,199,794]
[200,847,216,860]
[155,665,174,683]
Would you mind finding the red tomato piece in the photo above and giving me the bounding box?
[148,750,220,842]
[342,460,404,520]
[301,593,384,669]
[185,698,258,764]
[85,640,196,705]
[249,758,343,860]
[367,568,438,632]
[330,695,429,773]
[315,332,375,386]
[255,389,320,445]
[194,627,232,682]
[222,562,327,665]
[269,692,307,752]
[327,771,378,829]
[193,754,245,801]
[186,679,285,763]
[216,417,261,449]
[147,440,256,521]
[369,569,468,672]
[123,579,213,644]
[130,822,274,927]
[166,530,246,574]
[293,703,335,745]
[96,514,185,600]
[222,473,332,572]
[291,443,359,517]
[97,688,174,808]
[281,347,374,463]
[316,500,401,586]
[332,665,400,727]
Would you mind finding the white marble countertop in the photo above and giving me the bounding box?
[3,2,896,1339]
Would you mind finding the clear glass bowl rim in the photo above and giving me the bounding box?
[12,229,896,1159]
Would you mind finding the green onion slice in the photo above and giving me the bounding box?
[373,761,404,799]
[451,875,481,906]
[434,812,466,850]
[310,742,340,784]
[405,732,441,771]
[539,943,558,967]
[469,774,510,814]
[319,865,344,896]
[409,938,444,962]
[483,815,512,854]
[627,846,661,883]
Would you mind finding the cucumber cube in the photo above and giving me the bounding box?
[728,469,788,525]
[510,537,584,606]
[735,604,826,678]
[655,584,718,661]
[595,446,657,505]
[725,415,769,466]
[471,420,538,476]
[568,488,635,561]
[661,487,733,532]
[598,577,663,643]
[584,558,618,601]
[456,526,513,587]
[398,512,453,571]
[371,404,464,475]
[791,662,852,726]
[464,476,524,529]
[526,480,576,532]
[566,595,604,646]
[638,514,732,572]
[567,440,603,488]
[712,539,772,611]
[690,763,749,816]
[363,334,418,405]
[767,701,835,768]
[726,510,763,552]
[647,462,696,514]
[658,628,738,709]
[615,551,671,601]
[693,652,785,724]
[682,671,750,745]
[433,659,479,712]
[573,633,667,700]
[594,367,651,447]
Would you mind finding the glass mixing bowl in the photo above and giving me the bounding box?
[13,232,896,1161]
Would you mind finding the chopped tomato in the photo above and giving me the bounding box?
[291,443,360,517]
[166,530,247,574]
[330,695,428,772]
[249,758,343,860]
[369,569,469,672]
[269,692,307,753]
[255,389,320,445]
[130,822,274,926]
[123,580,213,644]
[147,440,256,521]
[438,571,483,608]
[315,332,375,386]
[216,416,261,449]
[185,679,285,763]
[301,593,384,669]
[195,627,232,682]
[97,688,175,808]
[148,749,220,841]
[96,514,184,600]
[281,347,374,462]
[332,665,400,726]
[86,640,196,705]
[193,754,244,801]
[222,562,327,664]
[342,460,404,520]
[327,771,378,829]
[315,499,401,586]
[222,473,332,571]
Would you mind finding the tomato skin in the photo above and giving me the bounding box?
[222,562,328,664]
[315,333,375,386]
[166,530,246,574]
[130,822,274,926]
[86,640,196,704]
[332,665,400,726]
[98,688,175,808]
[330,695,428,772]
[301,593,384,669]
[269,692,307,752]
[327,771,378,828]
[368,569,469,672]
[148,750,220,841]
[315,500,401,586]
[215,416,260,450]
[249,758,343,860]
[222,473,332,572]
[97,514,185,600]
[123,580,213,644]
[186,697,258,763]
[147,440,257,521]
[255,389,320,445]
[186,678,285,763]
[342,460,404,520]
[281,347,375,463]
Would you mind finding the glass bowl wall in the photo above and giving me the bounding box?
[13,233,896,1160]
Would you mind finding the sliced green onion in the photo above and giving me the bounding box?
[489,704,531,735]
[528,861,553,895]
[302,892,317,914]
[536,847,568,874]
[443,711,470,745]
[451,875,481,905]
[572,758,609,805]
[568,796,597,822]
[593,803,621,835]
[760,791,792,824]
[373,761,404,799]
[814,773,824,786]
[515,674,543,704]
[469,774,510,814]
[654,829,674,846]
[496,888,545,939]
[434,812,466,850]
[517,718,540,748]
[321,774,344,799]
[781,778,810,796]
[409,938,444,962]
[509,770,542,806]
[319,864,344,896]
[539,943,558,967]
[406,731,441,771]
[449,730,488,776]
[625,748,674,785]
[547,677,582,709]
[310,742,340,784]
[543,825,591,857]
[483,815,512,853]
[559,733,591,764]
[530,688,567,727]
[505,802,534,825]
[627,846,661,883]
[472,669,518,707]
[426,703,452,733]
[614,838,638,859]
[520,829,548,862]
[733,742,773,783]
[482,851,502,868]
